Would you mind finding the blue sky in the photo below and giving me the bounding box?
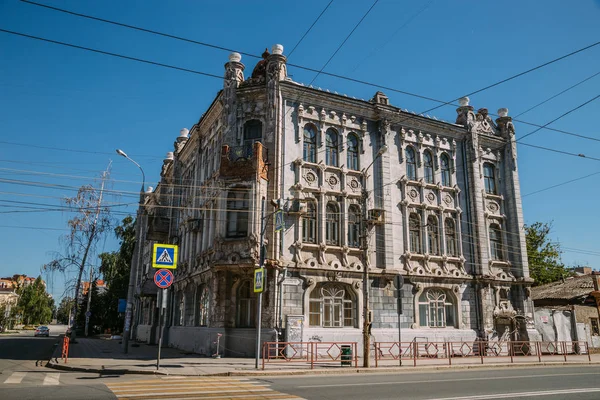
[1,0,599,301]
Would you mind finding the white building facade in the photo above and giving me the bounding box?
[131,45,536,357]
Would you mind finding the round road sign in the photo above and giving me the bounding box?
[154,268,174,289]
[85,311,92,318]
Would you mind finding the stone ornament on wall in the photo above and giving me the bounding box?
[347,177,361,193]
[303,169,318,187]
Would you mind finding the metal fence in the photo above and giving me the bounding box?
[262,341,358,370]
[374,340,591,367]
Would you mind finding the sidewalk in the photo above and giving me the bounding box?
[47,336,600,377]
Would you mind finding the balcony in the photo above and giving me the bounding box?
[220,141,268,181]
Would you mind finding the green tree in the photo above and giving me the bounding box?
[525,222,571,286]
[97,216,135,333]
[56,297,74,325]
[13,276,53,325]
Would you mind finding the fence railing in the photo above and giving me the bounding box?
[374,340,591,367]
[262,341,358,370]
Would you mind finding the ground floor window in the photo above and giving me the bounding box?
[591,318,599,336]
[236,280,256,328]
[418,289,456,328]
[309,283,356,327]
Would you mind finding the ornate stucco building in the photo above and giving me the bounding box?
[131,44,536,357]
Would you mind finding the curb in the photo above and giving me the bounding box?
[45,359,600,377]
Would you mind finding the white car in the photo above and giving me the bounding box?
[34,326,50,337]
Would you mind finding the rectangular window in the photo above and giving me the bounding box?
[591,318,599,336]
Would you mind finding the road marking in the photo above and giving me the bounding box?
[4,372,26,384]
[297,371,600,388]
[425,387,600,400]
[43,372,60,386]
[106,377,303,400]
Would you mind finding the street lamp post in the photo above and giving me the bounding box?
[361,144,387,368]
[116,149,145,354]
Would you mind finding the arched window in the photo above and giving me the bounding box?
[427,215,439,255]
[302,201,317,243]
[309,283,356,327]
[483,163,496,194]
[445,218,458,257]
[226,190,249,238]
[326,202,340,245]
[489,224,503,260]
[243,120,262,157]
[347,134,359,170]
[409,213,422,253]
[418,289,456,327]
[405,147,417,180]
[303,125,317,163]
[423,151,434,184]
[441,153,451,187]
[196,285,210,326]
[236,280,256,328]
[325,128,338,166]
[348,205,361,248]
[177,291,185,326]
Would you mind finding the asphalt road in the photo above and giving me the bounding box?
[0,326,116,400]
[1,329,599,399]
[261,365,600,400]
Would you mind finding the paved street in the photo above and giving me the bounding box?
[2,329,600,399]
[262,365,600,400]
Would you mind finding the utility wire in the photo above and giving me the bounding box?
[517,94,600,142]
[287,0,334,58]
[514,70,600,118]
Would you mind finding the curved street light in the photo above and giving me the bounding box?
[116,149,145,354]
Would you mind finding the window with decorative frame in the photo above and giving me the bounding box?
[309,283,356,327]
[441,153,451,187]
[302,201,317,243]
[243,119,262,156]
[418,289,456,328]
[347,134,360,170]
[325,202,340,245]
[406,147,417,180]
[325,128,338,166]
[303,125,317,163]
[226,190,249,238]
[483,163,497,194]
[236,280,256,328]
[489,224,504,260]
[196,285,210,326]
[347,205,361,248]
[423,151,434,183]
[409,213,422,253]
[445,218,458,256]
[427,215,440,255]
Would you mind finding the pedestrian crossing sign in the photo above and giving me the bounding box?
[152,243,178,269]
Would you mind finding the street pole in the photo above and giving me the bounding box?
[157,288,167,370]
[361,145,388,368]
[255,197,266,369]
[116,149,145,354]
[361,188,371,368]
[396,274,404,366]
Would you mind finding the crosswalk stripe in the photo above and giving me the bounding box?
[43,373,60,386]
[4,372,27,384]
[105,377,305,400]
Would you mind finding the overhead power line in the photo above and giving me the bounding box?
[18,0,600,141]
[287,0,334,58]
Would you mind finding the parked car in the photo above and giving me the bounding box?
[34,326,50,337]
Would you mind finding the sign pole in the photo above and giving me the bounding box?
[157,288,167,370]
[255,197,266,369]
[396,274,404,367]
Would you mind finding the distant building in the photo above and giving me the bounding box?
[80,279,107,299]
[531,271,600,348]
[130,44,534,357]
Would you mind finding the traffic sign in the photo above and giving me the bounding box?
[253,267,265,293]
[85,311,92,318]
[275,210,284,232]
[154,269,174,289]
[152,243,178,269]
